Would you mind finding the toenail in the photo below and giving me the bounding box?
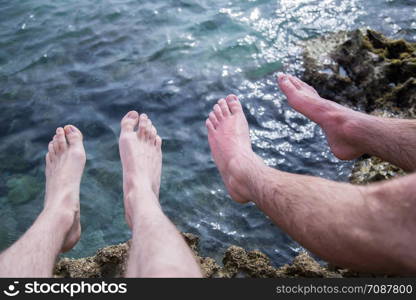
[141,114,148,119]
[127,111,137,119]
[227,95,238,102]
[64,125,73,134]
[279,74,287,81]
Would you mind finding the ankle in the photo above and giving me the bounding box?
[124,185,160,216]
[321,108,370,160]
[44,188,80,211]
[123,173,153,193]
[39,208,75,235]
[226,152,268,203]
[341,112,377,154]
[124,180,156,201]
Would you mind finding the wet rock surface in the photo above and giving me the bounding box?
[54,29,414,278]
[349,156,406,185]
[55,242,129,278]
[303,29,416,115]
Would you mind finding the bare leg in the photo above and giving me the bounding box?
[278,73,416,171]
[0,126,85,277]
[119,111,202,278]
[206,96,416,274]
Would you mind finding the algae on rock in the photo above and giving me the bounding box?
[303,29,415,184]
[303,29,416,116]
[54,233,342,278]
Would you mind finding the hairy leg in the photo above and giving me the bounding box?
[0,126,85,277]
[252,166,416,274]
[207,96,416,275]
[119,111,202,278]
[278,73,416,172]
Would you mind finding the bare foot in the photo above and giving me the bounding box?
[278,74,367,160]
[206,95,266,203]
[44,125,86,252]
[119,111,162,228]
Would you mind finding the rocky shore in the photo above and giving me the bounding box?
[54,233,348,278]
[54,29,415,278]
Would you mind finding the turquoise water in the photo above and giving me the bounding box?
[0,0,415,265]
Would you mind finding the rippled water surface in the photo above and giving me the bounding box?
[0,0,415,265]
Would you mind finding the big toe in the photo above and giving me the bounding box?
[121,111,139,133]
[278,73,299,97]
[278,73,331,122]
[64,125,83,145]
[225,94,243,114]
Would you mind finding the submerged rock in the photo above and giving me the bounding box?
[6,175,41,205]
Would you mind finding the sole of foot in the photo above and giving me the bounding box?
[206,95,266,204]
[44,125,86,253]
[277,73,366,160]
[119,111,162,228]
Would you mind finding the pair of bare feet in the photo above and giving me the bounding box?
[45,73,365,254]
[44,113,162,253]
